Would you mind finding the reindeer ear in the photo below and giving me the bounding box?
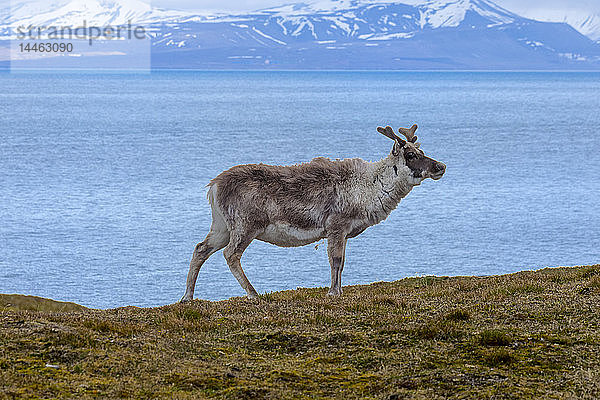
[392,140,402,156]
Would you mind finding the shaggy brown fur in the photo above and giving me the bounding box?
[211,157,362,233]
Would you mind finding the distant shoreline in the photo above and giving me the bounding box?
[2,264,598,311]
[3,67,600,72]
[1,265,596,311]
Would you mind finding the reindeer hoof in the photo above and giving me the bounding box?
[179,295,193,303]
[327,289,342,297]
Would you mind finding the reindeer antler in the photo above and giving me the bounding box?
[398,124,418,143]
[377,126,403,143]
[377,124,420,147]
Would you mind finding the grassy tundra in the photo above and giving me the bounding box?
[1,265,600,399]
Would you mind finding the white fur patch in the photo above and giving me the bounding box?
[257,223,325,247]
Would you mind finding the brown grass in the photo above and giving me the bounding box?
[1,265,600,399]
[0,294,88,313]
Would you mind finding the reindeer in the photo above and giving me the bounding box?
[180,125,446,301]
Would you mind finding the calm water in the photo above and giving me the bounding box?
[0,71,599,308]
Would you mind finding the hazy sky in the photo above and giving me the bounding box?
[153,0,600,14]
[3,0,598,16]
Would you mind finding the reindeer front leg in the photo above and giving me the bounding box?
[327,233,347,297]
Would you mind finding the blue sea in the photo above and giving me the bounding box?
[1,71,599,309]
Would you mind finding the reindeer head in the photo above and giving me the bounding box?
[377,124,446,184]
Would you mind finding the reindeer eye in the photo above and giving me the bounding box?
[406,152,416,160]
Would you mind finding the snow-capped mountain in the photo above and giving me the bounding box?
[568,14,600,42]
[0,0,219,26]
[2,0,599,40]
[216,0,523,44]
[1,0,600,69]
[526,9,600,43]
[146,0,600,69]
[258,0,519,29]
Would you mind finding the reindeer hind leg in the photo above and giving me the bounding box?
[180,220,230,303]
[223,229,260,299]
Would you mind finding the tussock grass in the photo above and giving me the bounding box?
[478,329,512,346]
[1,265,600,399]
[484,349,515,367]
[444,309,471,321]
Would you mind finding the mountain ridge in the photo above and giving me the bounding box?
[1,0,600,70]
[531,9,600,42]
[146,0,600,69]
[2,0,599,40]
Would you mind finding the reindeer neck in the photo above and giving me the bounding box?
[366,155,414,219]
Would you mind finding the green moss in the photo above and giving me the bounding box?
[222,386,270,400]
[444,309,471,322]
[258,292,278,302]
[175,308,210,321]
[269,369,304,382]
[479,330,512,346]
[484,349,515,367]
[53,331,98,348]
[508,283,545,294]
[411,321,465,341]
[587,275,600,290]
[81,319,142,336]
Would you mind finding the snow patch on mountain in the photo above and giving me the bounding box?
[252,27,287,45]
[502,6,600,42]
[367,31,414,39]
[259,0,519,30]
[536,11,600,42]
[2,0,208,27]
